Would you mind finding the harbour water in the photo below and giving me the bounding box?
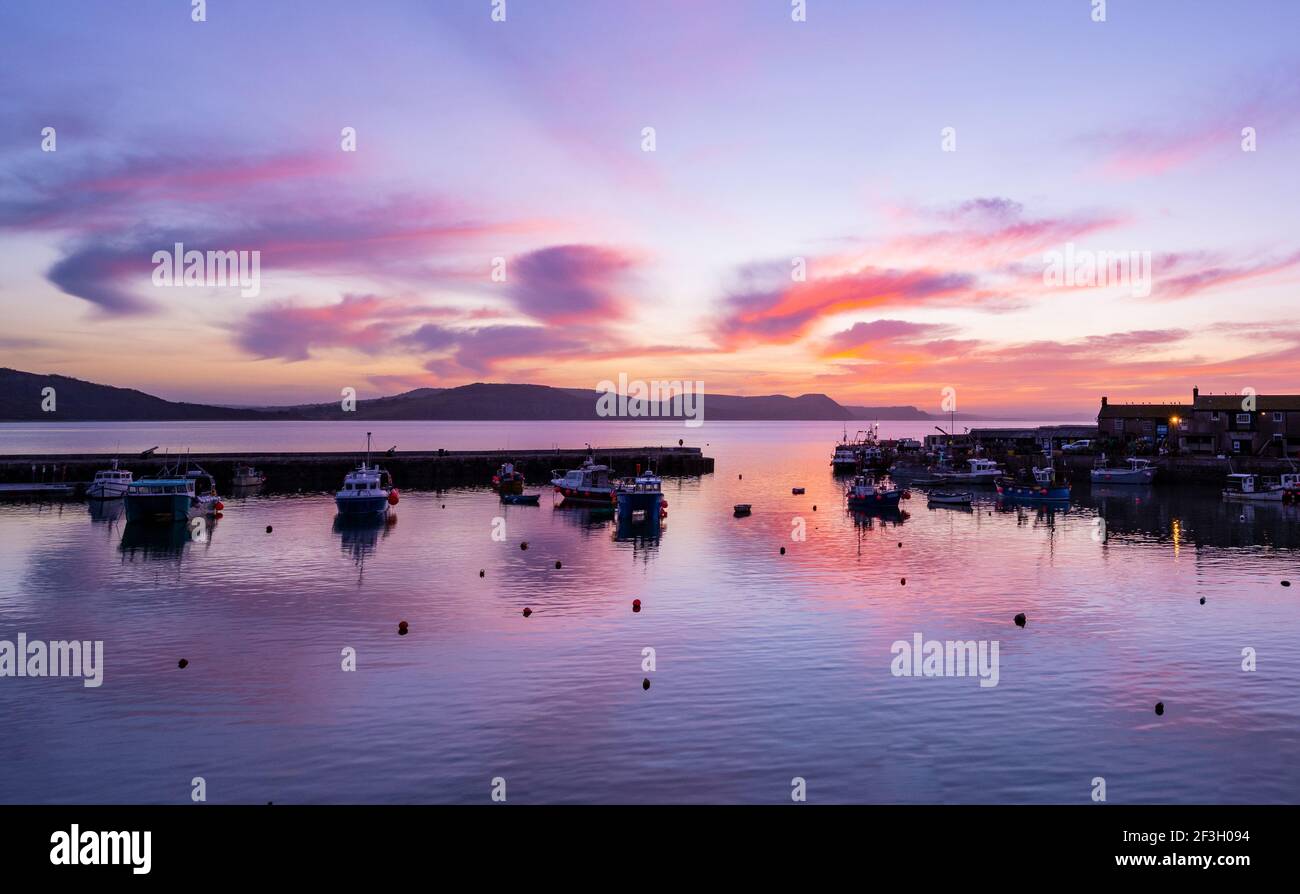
[1,421,1298,803]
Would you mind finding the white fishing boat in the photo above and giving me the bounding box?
[551,454,616,504]
[231,464,266,487]
[336,433,398,518]
[1222,473,1283,502]
[86,459,132,499]
[932,457,1003,484]
[831,426,859,469]
[1090,456,1156,485]
[928,491,973,505]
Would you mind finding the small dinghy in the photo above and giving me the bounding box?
[733,503,752,517]
[791,487,805,495]
[928,491,973,505]
[500,493,541,506]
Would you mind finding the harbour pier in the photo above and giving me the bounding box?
[0,446,713,495]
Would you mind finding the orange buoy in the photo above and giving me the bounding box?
[388,489,400,505]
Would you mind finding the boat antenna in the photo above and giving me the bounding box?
[366,432,372,468]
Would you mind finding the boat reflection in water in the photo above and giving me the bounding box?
[333,513,396,567]
[849,507,909,528]
[119,517,214,561]
[88,498,124,524]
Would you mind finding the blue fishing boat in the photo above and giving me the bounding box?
[335,433,397,518]
[614,471,665,524]
[124,460,222,522]
[500,492,541,506]
[996,453,1071,503]
[846,473,902,510]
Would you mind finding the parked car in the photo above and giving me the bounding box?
[1061,440,1093,453]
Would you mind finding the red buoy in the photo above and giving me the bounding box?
[388,489,400,505]
[214,501,225,511]
[632,599,641,612]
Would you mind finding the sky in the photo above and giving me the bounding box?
[2,0,1299,415]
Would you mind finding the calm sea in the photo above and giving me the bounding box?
[1,420,1298,804]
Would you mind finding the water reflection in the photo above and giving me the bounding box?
[88,497,124,523]
[119,518,212,561]
[333,513,396,569]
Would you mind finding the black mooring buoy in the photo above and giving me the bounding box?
[1154,702,1165,716]
[522,607,532,617]
[265,525,272,533]
[1014,613,1026,628]
[642,678,651,690]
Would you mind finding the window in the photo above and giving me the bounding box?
[1274,412,1284,423]
[1113,420,1123,432]
[1236,413,1252,425]
[1211,412,1219,421]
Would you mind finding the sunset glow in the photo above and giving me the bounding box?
[3,0,1299,414]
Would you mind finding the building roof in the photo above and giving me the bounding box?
[971,425,1098,439]
[1097,403,1190,420]
[1194,394,1300,411]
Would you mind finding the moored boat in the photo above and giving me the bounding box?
[500,492,541,506]
[551,455,615,504]
[996,454,1070,503]
[932,457,1003,484]
[928,491,973,505]
[1222,473,1283,502]
[124,461,222,522]
[492,462,525,494]
[1090,455,1156,485]
[87,459,132,499]
[231,463,266,488]
[614,471,666,524]
[336,433,398,518]
[846,473,902,509]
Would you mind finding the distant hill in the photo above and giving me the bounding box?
[843,405,936,421]
[0,369,1055,422]
[283,383,854,421]
[0,368,287,422]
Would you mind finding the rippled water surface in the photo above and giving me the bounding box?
[1,421,1298,803]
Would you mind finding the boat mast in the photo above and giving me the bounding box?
[365,432,372,469]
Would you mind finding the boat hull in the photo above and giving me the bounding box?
[87,481,130,499]
[335,495,390,517]
[1222,490,1282,502]
[996,482,1071,502]
[1090,468,1156,484]
[124,493,195,522]
[552,484,614,504]
[847,491,902,509]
